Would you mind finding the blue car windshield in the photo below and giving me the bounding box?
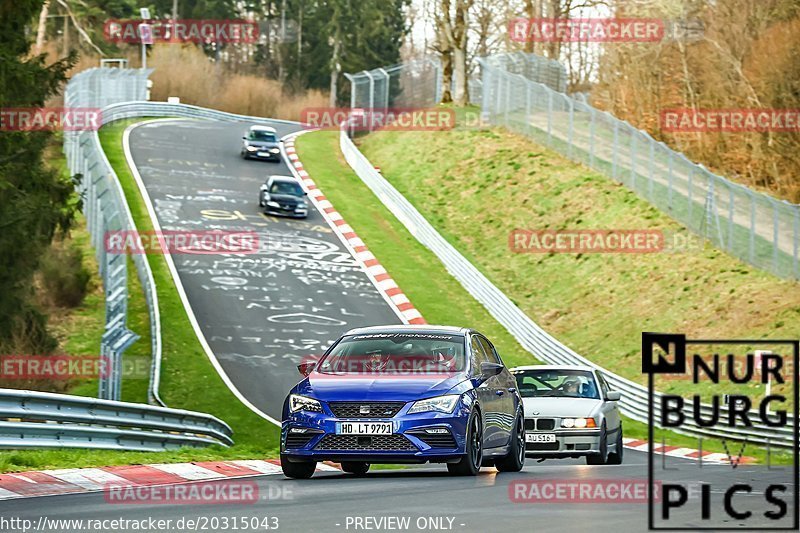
[513,369,599,399]
[318,333,466,375]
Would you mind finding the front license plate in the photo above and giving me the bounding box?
[526,433,556,443]
[257,152,270,157]
[336,422,393,435]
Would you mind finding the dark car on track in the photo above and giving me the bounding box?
[241,125,281,161]
[280,325,526,478]
[259,175,308,218]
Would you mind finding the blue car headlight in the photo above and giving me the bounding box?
[289,394,323,413]
[407,394,460,414]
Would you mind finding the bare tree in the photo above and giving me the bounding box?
[440,0,474,105]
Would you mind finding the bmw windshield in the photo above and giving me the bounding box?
[318,333,466,375]
[513,369,599,399]
[249,130,277,142]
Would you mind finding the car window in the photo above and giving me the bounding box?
[469,336,489,377]
[477,336,502,365]
[249,130,276,142]
[511,369,600,399]
[269,181,304,196]
[596,372,610,395]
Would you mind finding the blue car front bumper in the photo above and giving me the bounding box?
[281,401,471,464]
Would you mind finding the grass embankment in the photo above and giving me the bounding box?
[0,120,280,473]
[296,129,795,464]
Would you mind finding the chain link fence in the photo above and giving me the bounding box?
[346,52,798,281]
[63,66,157,402]
[479,59,800,280]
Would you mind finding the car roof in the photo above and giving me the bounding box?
[511,364,597,372]
[268,175,298,183]
[250,125,276,132]
[343,324,470,336]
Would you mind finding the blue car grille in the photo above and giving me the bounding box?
[314,434,417,451]
[328,402,404,419]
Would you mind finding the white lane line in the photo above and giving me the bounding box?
[42,469,130,491]
[229,460,283,475]
[0,487,22,500]
[149,464,225,481]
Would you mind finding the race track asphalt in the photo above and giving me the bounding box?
[125,119,402,419]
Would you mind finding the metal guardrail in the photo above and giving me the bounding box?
[0,389,232,451]
[339,126,795,448]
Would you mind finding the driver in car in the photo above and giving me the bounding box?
[561,379,580,396]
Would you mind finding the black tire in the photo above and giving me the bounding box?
[280,455,316,479]
[341,462,370,475]
[447,409,483,476]
[606,425,624,465]
[586,424,608,465]
[496,413,525,472]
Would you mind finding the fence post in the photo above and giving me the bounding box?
[547,90,553,144]
[589,108,596,168]
[773,202,780,272]
[688,166,693,224]
[727,187,734,250]
[611,119,619,180]
[525,81,532,136]
[364,70,375,132]
[749,192,756,263]
[630,130,637,189]
[794,206,799,279]
[567,97,574,158]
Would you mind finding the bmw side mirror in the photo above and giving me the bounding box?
[297,361,317,377]
[480,362,504,378]
[606,391,621,401]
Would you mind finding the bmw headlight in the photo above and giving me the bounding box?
[246,145,259,152]
[408,394,460,414]
[267,201,280,208]
[561,417,597,428]
[269,148,280,154]
[289,394,322,413]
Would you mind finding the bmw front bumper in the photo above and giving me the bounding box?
[281,402,471,464]
[524,419,602,458]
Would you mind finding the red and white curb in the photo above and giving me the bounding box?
[0,460,338,501]
[623,438,756,464]
[283,136,425,325]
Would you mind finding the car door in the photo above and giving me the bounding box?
[478,336,516,446]
[595,371,621,433]
[469,335,502,449]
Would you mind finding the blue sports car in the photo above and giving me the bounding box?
[280,325,526,478]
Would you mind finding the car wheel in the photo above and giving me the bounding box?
[495,413,525,472]
[258,194,264,207]
[447,409,483,476]
[606,425,624,465]
[341,462,370,475]
[586,423,608,465]
[280,455,316,479]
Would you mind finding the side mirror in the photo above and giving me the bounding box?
[303,192,308,196]
[297,361,317,377]
[480,362,504,378]
[606,391,621,401]
[242,136,247,140]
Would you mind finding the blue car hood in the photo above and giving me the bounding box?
[297,373,468,402]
